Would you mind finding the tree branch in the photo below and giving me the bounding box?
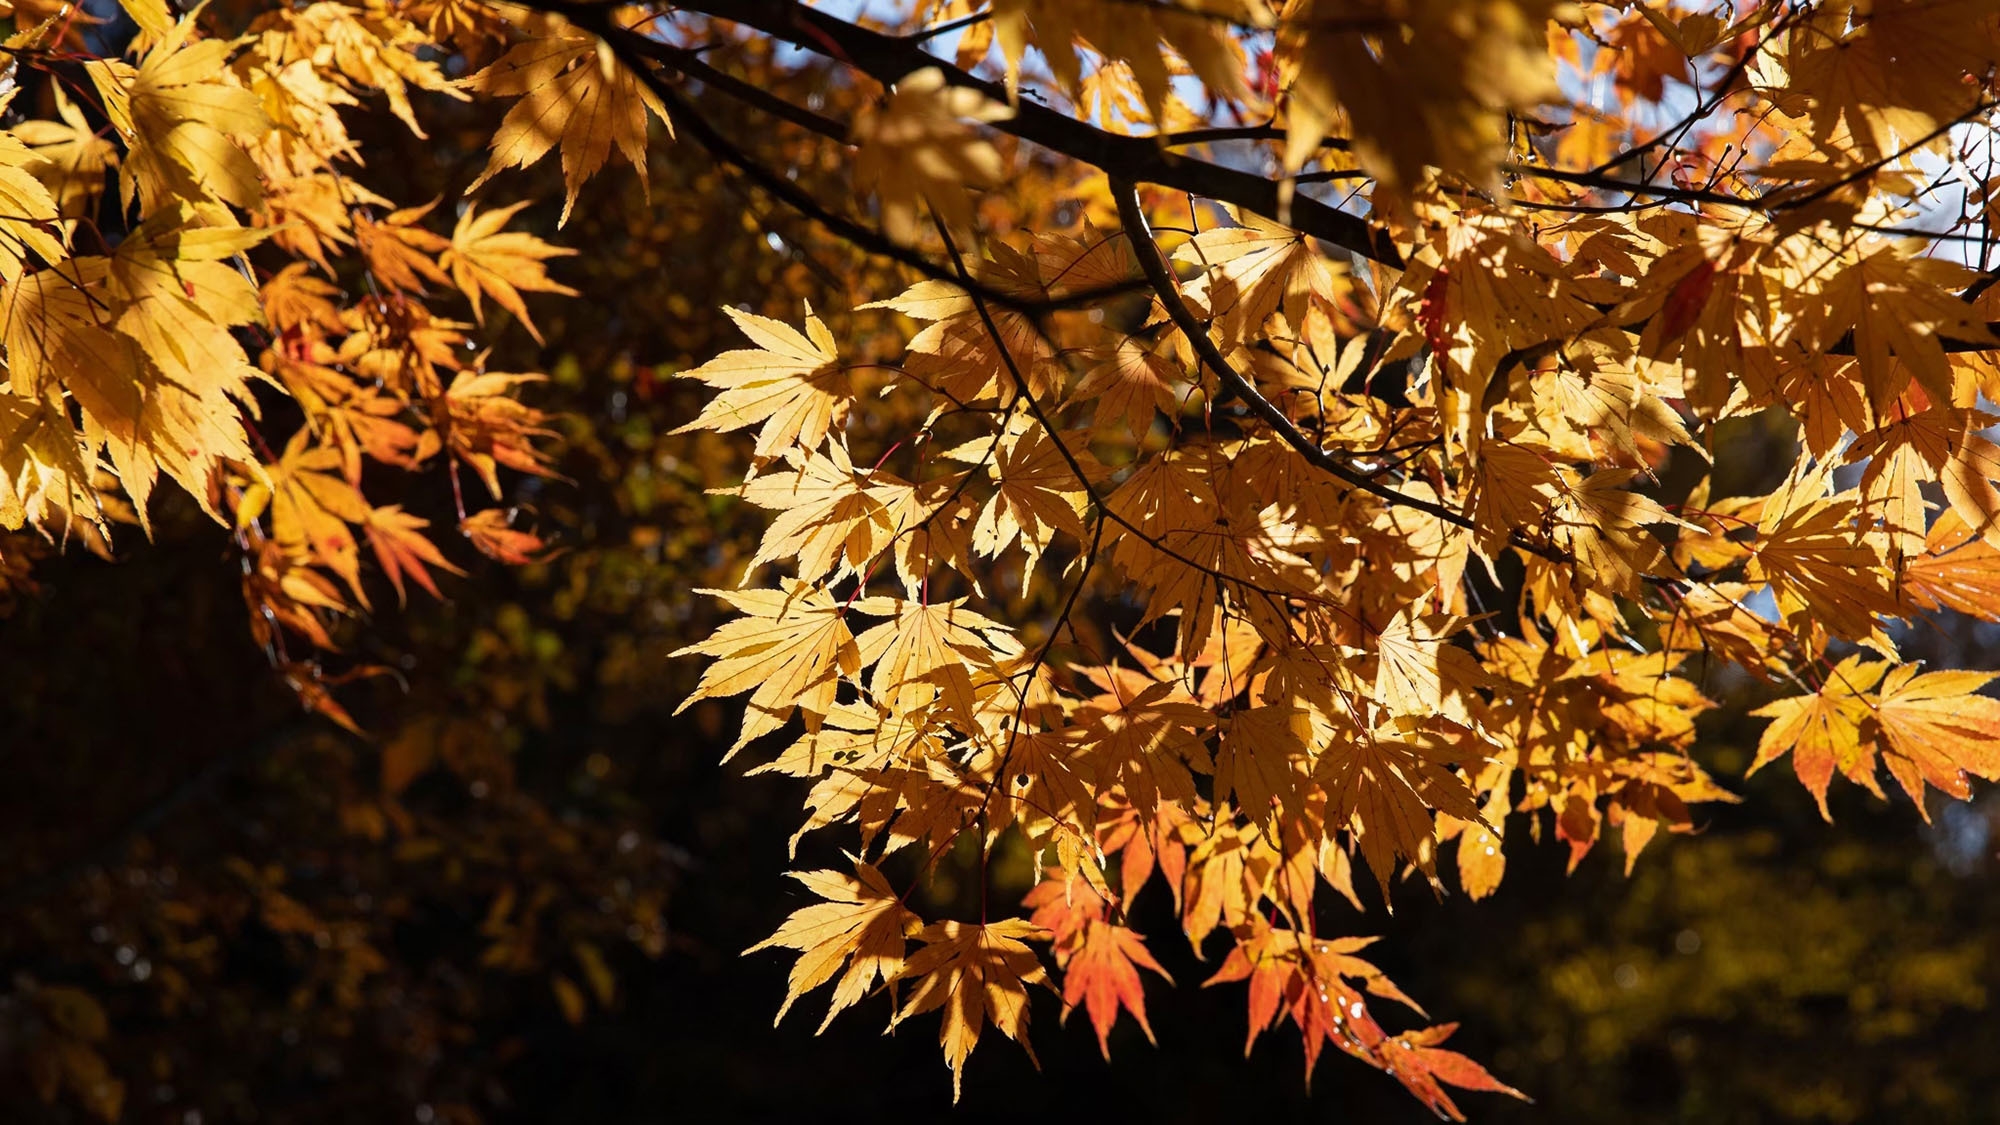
[638,0,1404,266]
[1110,177,1571,563]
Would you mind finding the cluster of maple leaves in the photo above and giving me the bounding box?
[0,0,646,729]
[9,0,2000,1116]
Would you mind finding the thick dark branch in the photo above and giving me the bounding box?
[608,25,851,141]
[576,17,1146,313]
[645,0,1403,266]
[551,0,2000,357]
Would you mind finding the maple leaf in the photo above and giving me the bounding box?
[1064,920,1172,1057]
[1075,337,1185,437]
[1202,919,1443,1083]
[1596,8,1688,103]
[1871,664,2000,815]
[744,861,918,1031]
[2,240,259,531]
[1530,347,1697,465]
[734,444,899,584]
[440,201,579,344]
[0,394,98,534]
[87,14,274,212]
[988,0,1248,124]
[1746,487,1899,645]
[1316,728,1487,897]
[1790,246,1994,409]
[264,1,466,138]
[1751,665,1883,822]
[13,85,116,222]
[674,580,866,754]
[1279,0,1565,190]
[852,596,1019,714]
[673,304,854,461]
[1467,441,1560,560]
[1902,509,2000,618]
[1372,609,1448,718]
[260,173,384,273]
[238,429,372,604]
[1852,408,2000,555]
[364,505,463,605]
[873,473,978,596]
[1788,0,1997,161]
[1099,797,1193,914]
[1105,448,1315,658]
[464,19,672,224]
[1022,873,1173,1059]
[1173,208,1345,347]
[1378,1022,1531,1123]
[851,67,1012,243]
[459,508,553,566]
[1075,676,1216,817]
[354,200,453,294]
[1454,779,1512,901]
[1547,469,1684,597]
[1752,657,2000,819]
[891,918,1052,1101]
[1179,818,1278,951]
[432,370,560,497]
[861,229,1129,403]
[989,727,1098,841]
[945,416,1101,573]
[1213,705,1310,837]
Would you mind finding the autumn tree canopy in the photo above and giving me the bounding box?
[7,0,2000,1117]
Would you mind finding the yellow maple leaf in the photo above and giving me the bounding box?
[440,200,579,344]
[673,580,865,753]
[891,918,1052,1102]
[463,22,670,224]
[0,394,98,533]
[1787,0,1998,160]
[1316,726,1486,897]
[1902,508,2000,618]
[1873,664,2000,815]
[1747,487,1899,646]
[1788,245,1994,410]
[1075,337,1186,437]
[257,1,466,138]
[1278,0,1566,190]
[0,128,67,284]
[237,428,373,605]
[87,12,274,212]
[1748,655,1886,819]
[13,86,118,221]
[1075,675,1216,816]
[1752,658,2000,820]
[3,223,265,531]
[735,444,900,584]
[354,198,452,295]
[673,304,853,460]
[1173,207,1345,347]
[989,0,1250,123]
[1213,704,1310,837]
[851,67,1011,244]
[258,173,389,273]
[744,860,918,1031]
[364,505,463,605]
[431,370,559,497]
[945,415,1101,573]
